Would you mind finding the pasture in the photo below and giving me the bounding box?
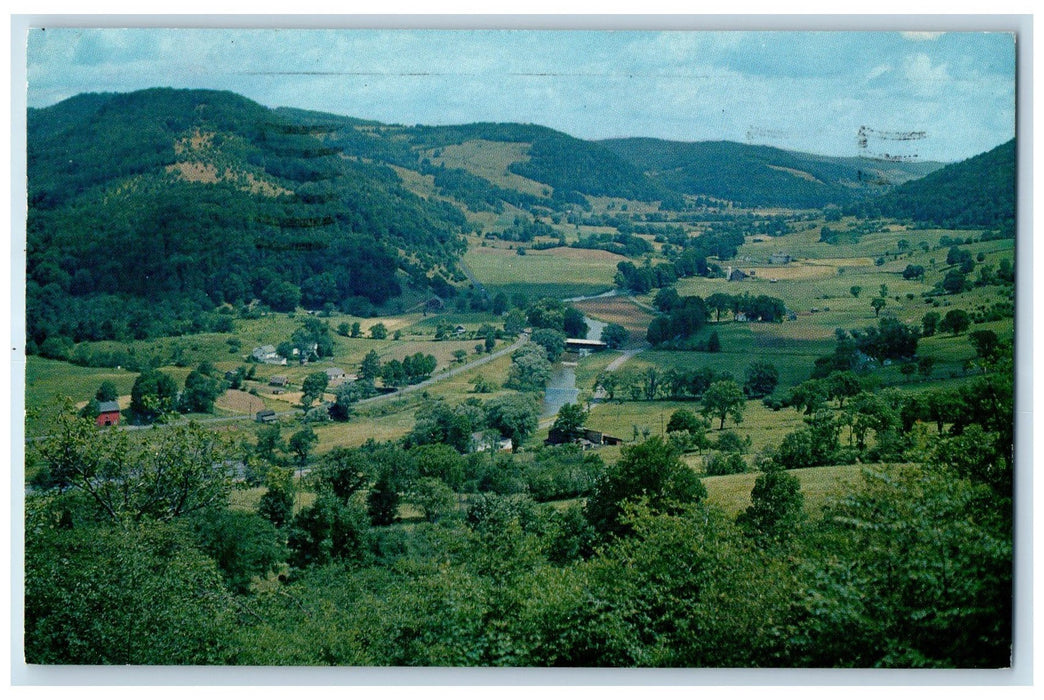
[463,243,621,300]
[702,463,870,517]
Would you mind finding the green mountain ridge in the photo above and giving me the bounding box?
[598,137,945,209]
[850,138,1015,231]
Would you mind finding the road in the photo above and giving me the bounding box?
[353,333,527,407]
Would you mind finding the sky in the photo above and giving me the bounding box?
[24,25,1017,163]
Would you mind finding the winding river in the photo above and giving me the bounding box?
[541,316,605,418]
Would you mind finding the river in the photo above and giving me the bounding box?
[541,316,604,418]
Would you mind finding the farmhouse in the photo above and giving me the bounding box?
[469,432,514,453]
[325,367,349,386]
[545,426,623,448]
[252,345,286,365]
[95,401,121,427]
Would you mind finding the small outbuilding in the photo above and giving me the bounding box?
[95,401,121,427]
[325,367,348,386]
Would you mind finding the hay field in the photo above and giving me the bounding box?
[702,464,868,517]
[463,244,622,299]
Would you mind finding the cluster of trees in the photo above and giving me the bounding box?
[274,317,336,364]
[776,343,1013,475]
[525,297,589,338]
[655,288,787,324]
[615,259,684,294]
[811,320,920,377]
[574,232,655,258]
[493,215,558,242]
[610,222,756,296]
[103,363,227,424]
[646,295,710,346]
[506,342,554,393]
[594,364,766,405]
[644,290,787,348]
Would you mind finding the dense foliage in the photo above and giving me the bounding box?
[600,138,942,209]
[852,139,1015,232]
[27,89,470,350]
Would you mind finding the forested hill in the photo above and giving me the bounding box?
[27,88,471,350]
[599,137,944,209]
[850,138,1016,232]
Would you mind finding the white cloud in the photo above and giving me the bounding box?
[900,31,944,41]
[866,63,892,81]
[901,53,951,97]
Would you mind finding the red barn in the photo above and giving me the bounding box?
[95,400,121,427]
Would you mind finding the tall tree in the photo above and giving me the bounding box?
[939,309,971,336]
[551,402,589,442]
[301,372,329,407]
[584,436,707,539]
[485,393,541,452]
[737,462,804,547]
[130,368,179,423]
[37,414,234,523]
[701,379,746,430]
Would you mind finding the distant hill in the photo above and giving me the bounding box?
[854,139,1015,231]
[600,137,944,209]
[27,88,470,350]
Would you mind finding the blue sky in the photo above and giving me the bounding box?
[25,27,1016,162]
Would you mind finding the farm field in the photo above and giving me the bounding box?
[702,463,869,517]
[463,243,622,300]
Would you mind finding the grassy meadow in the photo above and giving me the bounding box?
[463,241,622,300]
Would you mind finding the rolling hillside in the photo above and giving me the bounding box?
[599,137,944,209]
[855,138,1016,231]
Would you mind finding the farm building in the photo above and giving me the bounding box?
[325,367,350,386]
[95,401,121,427]
[769,252,793,264]
[545,426,623,448]
[269,375,288,387]
[727,267,750,282]
[255,409,278,424]
[469,432,514,453]
[252,345,286,365]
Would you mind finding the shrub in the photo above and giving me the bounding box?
[705,451,747,476]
